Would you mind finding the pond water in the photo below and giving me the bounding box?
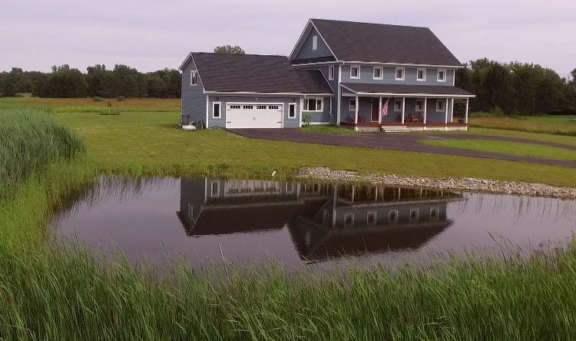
[52,177,576,272]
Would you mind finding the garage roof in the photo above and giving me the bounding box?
[186,52,333,95]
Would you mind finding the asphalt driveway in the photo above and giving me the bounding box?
[230,129,576,169]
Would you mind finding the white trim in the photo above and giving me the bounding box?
[212,101,222,119]
[395,67,405,81]
[205,95,209,128]
[303,97,324,112]
[452,69,456,86]
[190,70,198,86]
[226,101,284,106]
[372,66,383,80]
[312,35,318,50]
[288,103,297,119]
[328,65,335,81]
[378,96,382,124]
[416,68,427,82]
[308,20,340,60]
[350,64,361,79]
[203,91,332,96]
[289,22,313,59]
[445,98,449,124]
[423,98,427,124]
[437,68,447,82]
[340,86,475,99]
[308,122,331,125]
[299,98,304,127]
[451,98,455,122]
[337,65,342,125]
[354,95,359,124]
[465,98,470,124]
[291,61,339,67]
[401,97,406,123]
[338,61,464,69]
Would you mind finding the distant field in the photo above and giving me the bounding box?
[471,113,576,136]
[0,97,180,113]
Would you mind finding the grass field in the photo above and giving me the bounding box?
[420,138,576,162]
[471,113,576,136]
[2,99,576,339]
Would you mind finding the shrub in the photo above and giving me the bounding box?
[92,97,102,102]
[303,114,312,127]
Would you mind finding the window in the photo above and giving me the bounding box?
[417,68,427,82]
[268,105,280,109]
[190,70,198,86]
[229,104,241,110]
[367,211,377,225]
[437,69,446,82]
[304,98,323,112]
[288,103,296,119]
[344,213,355,226]
[349,98,356,111]
[312,35,318,50]
[395,67,405,81]
[328,65,334,81]
[372,66,383,80]
[430,207,439,220]
[212,102,221,118]
[350,65,360,79]
[211,181,220,197]
[415,100,424,112]
[394,99,402,111]
[242,105,253,109]
[256,105,267,110]
[436,100,445,112]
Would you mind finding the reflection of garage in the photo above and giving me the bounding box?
[226,103,283,129]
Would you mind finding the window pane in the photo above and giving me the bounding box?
[309,99,316,111]
[316,99,322,111]
[289,104,295,117]
[214,103,220,116]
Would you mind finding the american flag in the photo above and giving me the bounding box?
[382,98,390,117]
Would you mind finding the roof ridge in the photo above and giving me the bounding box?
[310,18,430,30]
[191,52,288,58]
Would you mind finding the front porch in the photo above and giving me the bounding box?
[338,83,474,132]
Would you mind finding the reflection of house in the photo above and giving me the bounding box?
[177,178,462,261]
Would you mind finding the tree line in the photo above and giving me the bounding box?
[0,65,181,98]
[457,59,576,115]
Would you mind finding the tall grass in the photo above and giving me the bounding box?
[0,107,85,194]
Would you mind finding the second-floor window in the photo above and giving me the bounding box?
[437,69,447,82]
[350,65,360,79]
[312,35,318,50]
[395,67,405,81]
[417,68,427,82]
[328,65,334,80]
[190,70,198,86]
[373,66,383,80]
[304,98,323,112]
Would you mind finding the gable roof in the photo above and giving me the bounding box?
[186,52,333,94]
[305,19,462,67]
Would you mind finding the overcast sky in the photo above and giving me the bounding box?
[1,0,575,78]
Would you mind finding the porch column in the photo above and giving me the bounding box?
[445,98,449,124]
[451,98,455,123]
[354,96,359,124]
[401,97,406,124]
[423,97,428,125]
[465,98,470,124]
[378,96,382,124]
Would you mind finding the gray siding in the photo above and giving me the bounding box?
[341,64,455,86]
[207,96,303,128]
[302,96,332,123]
[295,27,333,60]
[181,59,206,125]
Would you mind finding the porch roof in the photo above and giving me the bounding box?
[341,83,475,98]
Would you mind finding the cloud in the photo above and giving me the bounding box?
[1,0,574,77]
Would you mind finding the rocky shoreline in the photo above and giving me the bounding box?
[298,167,576,200]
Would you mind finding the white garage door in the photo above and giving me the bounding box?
[226,103,283,129]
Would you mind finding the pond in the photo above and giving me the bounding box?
[52,177,576,272]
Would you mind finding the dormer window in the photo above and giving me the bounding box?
[328,65,334,80]
[417,68,427,82]
[373,66,383,80]
[437,69,447,82]
[350,65,360,79]
[190,70,198,86]
[395,67,405,81]
[312,35,318,50]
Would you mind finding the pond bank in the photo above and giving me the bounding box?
[298,167,576,200]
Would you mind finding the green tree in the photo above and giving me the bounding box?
[213,45,245,55]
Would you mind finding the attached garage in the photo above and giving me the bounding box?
[226,103,284,129]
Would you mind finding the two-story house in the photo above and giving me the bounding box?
[180,19,475,132]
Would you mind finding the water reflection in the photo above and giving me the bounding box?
[52,177,576,271]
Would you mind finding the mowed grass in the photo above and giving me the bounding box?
[0,97,180,113]
[471,114,576,136]
[51,110,576,187]
[420,138,576,162]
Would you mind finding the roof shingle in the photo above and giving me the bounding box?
[310,19,462,66]
[191,53,333,94]
[342,83,474,97]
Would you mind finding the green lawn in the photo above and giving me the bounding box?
[50,110,576,187]
[420,138,576,162]
[471,114,576,136]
